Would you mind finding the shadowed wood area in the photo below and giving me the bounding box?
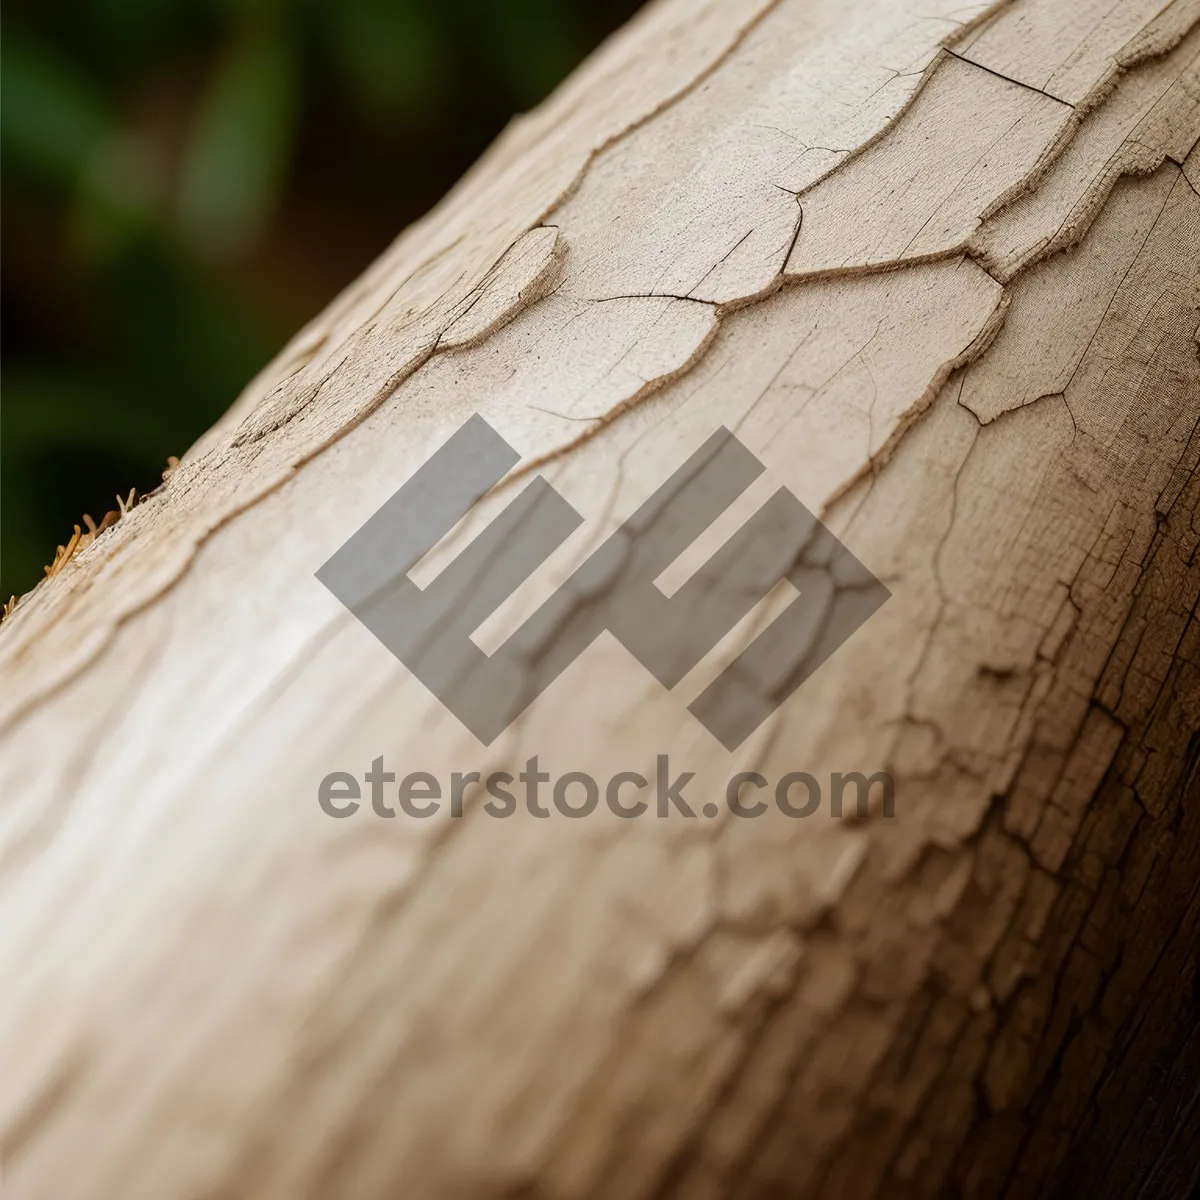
[2,0,1199,1196]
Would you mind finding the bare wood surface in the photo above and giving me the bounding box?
[2,0,1199,1197]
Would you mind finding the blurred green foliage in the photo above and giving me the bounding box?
[2,0,641,597]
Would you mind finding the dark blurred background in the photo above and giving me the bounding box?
[1,0,644,598]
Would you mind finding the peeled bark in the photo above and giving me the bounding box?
[2,0,1199,1197]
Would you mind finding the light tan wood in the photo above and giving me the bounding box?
[2,0,1198,1197]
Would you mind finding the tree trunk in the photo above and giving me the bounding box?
[2,0,1199,1197]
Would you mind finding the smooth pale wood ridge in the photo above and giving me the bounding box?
[2,0,1199,1197]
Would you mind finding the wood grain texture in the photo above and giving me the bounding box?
[2,0,1199,1197]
